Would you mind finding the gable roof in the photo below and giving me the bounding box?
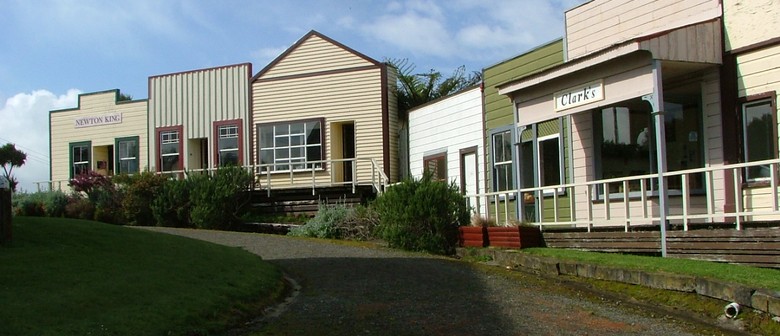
[250,30,382,83]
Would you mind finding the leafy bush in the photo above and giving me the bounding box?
[288,201,351,239]
[12,192,46,216]
[373,174,470,255]
[189,167,253,230]
[117,172,168,226]
[43,191,70,218]
[69,171,113,202]
[151,178,192,228]
[65,197,95,220]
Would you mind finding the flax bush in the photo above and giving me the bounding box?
[373,174,470,255]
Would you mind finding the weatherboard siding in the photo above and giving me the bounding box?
[147,63,251,171]
[408,87,485,203]
[253,67,388,185]
[50,90,148,183]
[483,40,564,192]
[565,0,721,60]
[261,35,374,79]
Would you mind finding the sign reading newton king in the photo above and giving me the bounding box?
[74,113,123,128]
[554,80,604,112]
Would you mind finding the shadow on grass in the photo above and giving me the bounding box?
[255,256,517,336]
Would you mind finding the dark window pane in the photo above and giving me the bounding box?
[540,138,560,186]
[306,145,321,161]
[259,126,273,149]
[307,121,321,145]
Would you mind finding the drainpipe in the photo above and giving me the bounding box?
[642,59,669,257]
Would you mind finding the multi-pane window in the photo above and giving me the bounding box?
[594,96,704,194]
[492,130,513,191]
[70,142,91,178]
[116,137,139,174]
[423,153,447,180]
[742,98,776,181]
[160,130,180,172]
[218,125,239,166]
[258,120,322,172]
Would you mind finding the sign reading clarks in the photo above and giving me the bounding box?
[74,113,123,128]
[554,80,604,112]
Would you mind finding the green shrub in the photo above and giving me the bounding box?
[288,201,352,239]
[151,178,192,228]
[65,197,95,220]
[373,174,470,255]
[189,167,253,230]
[12,192,46,216]
[43,191,70,218]
[93,187,124,225]
[117,172,168,226]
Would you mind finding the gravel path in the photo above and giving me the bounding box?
[140,228,716,336]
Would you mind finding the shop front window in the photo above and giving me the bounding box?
[116,137,139,174]
[70,141,91,178]
[257,119,323,172]
[594,95,703,196]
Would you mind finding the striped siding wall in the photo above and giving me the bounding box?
[408,87,484,193]
[386,67,400,181]
[148,63,251,171]
[253,68,386,184]
[701,69,726,220]
[736,44,780,216]
[724,0,780,51]
[566,0,720,60]
[50,91,148,183]
[261,35,374,79]
[483,41,565,192]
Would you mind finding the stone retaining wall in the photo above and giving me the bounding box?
[457,248,780,317]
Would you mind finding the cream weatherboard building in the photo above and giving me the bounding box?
[47,30,397,193]
[147,63,252,173]
[49,90,148,189]
[251,30,398,189]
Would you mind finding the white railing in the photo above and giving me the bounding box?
[467,158,780,231]
[35,157,390,196]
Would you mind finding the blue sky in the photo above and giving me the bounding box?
[0,0,583,192]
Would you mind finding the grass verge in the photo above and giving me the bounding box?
[521,247,780,291]
[0,216,285,336]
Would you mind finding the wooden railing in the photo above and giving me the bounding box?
[467,158,780,231]
[34,157,390,196]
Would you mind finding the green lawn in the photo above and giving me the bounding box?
[522,247,780,291]
[0,217,284,336]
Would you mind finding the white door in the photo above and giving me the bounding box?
[461,150,479,214]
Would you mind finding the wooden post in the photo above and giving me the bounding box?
[0,177,11,245]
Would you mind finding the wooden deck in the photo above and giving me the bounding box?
[541,225,780,268]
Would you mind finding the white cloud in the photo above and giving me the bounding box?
[364,11,453,57]
[0,90,81,193]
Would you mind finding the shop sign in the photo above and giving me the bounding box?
[554,80,604,112]
[74,113,123,128]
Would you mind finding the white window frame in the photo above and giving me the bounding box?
[160,130,180,172]
[741,98,776,182]
[258,120,323,173]
[537,133,564,196]
[117,137,138,174]
[492,130,514,191]
[218,125,239,166]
